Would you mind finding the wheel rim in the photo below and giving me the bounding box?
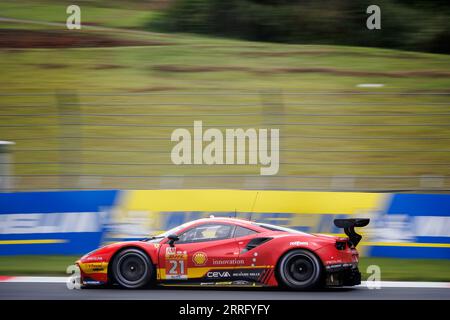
[117,253,147,285]
[284,254,317,285]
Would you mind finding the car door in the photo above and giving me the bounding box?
[234,225,272,285]
[157,223,240,283]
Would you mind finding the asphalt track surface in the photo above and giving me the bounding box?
[1,282,449,300]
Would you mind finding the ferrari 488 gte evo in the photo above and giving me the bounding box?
[76,217,369,290]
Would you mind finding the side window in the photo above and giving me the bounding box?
[177,224,235,243]
[234,226,258,238]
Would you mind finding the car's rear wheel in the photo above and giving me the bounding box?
[111,248,153,289]
[277,249,323,290]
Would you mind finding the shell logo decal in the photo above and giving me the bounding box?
[192,252,208,266]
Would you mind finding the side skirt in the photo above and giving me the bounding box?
[158,281,268,288]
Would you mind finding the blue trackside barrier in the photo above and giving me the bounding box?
[0,190,118,255]
[0,190,449,258]
[368,194,450,259]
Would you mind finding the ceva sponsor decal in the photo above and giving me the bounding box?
[206,271,231,278]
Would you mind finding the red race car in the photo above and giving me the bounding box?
[76,217,369,290]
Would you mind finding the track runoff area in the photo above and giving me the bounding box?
[0,279,448,320]
[0,276,449,300]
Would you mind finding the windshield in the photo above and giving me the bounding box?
[144,220,197,242]
[254,222,308,235]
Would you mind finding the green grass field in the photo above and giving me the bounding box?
[1,2,450,191]
[0,255,449,282]
[0,1,159,29]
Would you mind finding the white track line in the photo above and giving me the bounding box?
[0,276,67,283]
[0,277,449,288]
[360,281,450,288]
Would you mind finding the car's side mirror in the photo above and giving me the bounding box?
[167,234,179,247]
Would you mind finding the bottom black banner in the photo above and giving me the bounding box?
[0,300,445,319]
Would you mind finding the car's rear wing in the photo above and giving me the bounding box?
[333,218,370,247]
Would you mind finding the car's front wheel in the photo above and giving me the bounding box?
[277,249,323,290]
[111,248,153,289]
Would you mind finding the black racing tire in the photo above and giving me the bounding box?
[277,249,323,290]
[111,248,153,289]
